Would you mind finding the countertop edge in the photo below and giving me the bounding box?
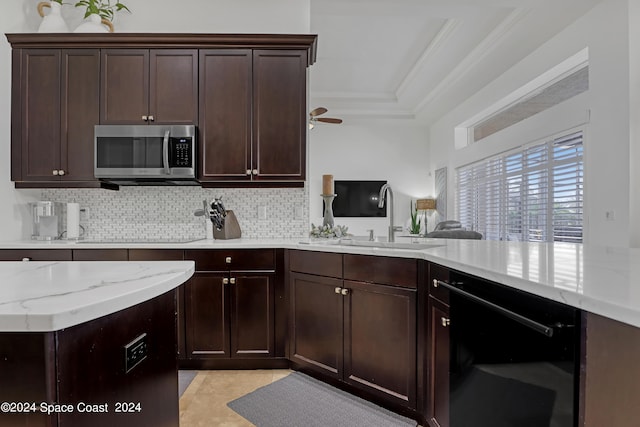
[1,239,636,329]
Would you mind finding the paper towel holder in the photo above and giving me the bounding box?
[63,202,85,241]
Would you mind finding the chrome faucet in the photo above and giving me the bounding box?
[378,184,398,242]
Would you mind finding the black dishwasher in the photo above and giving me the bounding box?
[440,272,580,427]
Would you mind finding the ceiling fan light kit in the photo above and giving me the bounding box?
[309,107,343,129]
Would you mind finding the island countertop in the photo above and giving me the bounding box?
[0,260,194,332]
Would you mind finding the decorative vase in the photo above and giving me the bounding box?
[74,13,114,33]
[37,1,69,33]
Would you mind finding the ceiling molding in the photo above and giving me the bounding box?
[310,91,397,104]
[395,18,460,99]
[413,7,532,115]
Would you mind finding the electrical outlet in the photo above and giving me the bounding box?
[124,333,147,374]
[294,206,304,220]
[79,207,90,222]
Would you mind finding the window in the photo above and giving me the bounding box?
[457,130,583,243]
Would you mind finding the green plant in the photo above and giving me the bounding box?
[409,200,422,234]
[74,0,130,21]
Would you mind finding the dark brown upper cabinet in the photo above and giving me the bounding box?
[7,34,317,188]
[199,49,308,184]
[100,49,198,125]
[12,49,100,185]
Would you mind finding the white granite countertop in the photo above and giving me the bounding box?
[1,237,639,328]
[0,260,194,332]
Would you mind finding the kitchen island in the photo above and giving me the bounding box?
[0,260,194,427]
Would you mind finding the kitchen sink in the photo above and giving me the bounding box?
[337,239,444,250]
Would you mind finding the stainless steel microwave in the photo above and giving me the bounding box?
[94,125,196,182]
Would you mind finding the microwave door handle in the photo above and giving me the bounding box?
[162,130,170,174]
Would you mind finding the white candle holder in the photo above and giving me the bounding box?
[322,194,337,228]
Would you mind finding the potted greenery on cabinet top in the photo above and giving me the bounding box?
[74,0,130,32]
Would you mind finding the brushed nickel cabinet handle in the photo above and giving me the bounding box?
[334,287,342,294]
[148,115,154,122]
[230,278,236,285]
[252,169,258,175]
[53,170,59,176]
[22,257,31,262]
[225,256,232,264]
[222,278,229,285]
[441,317,450,327]
[433,279,439,288]
[246,169,252,175]
[142,115,148,121]
[58,169,65,176]
[341,288,350,296]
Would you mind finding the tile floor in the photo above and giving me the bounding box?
[179,369,292,426]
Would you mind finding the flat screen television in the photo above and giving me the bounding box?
[325,180,387,217]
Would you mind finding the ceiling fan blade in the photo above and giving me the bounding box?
[310,107,328,117]
[316,117,343,124]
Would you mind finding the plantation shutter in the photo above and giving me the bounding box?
[456,130,583,242]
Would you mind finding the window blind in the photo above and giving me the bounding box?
[457,130,583,242]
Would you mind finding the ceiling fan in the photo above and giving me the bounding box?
[309,107,343,129]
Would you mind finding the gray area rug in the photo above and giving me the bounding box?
[178,370,197,397]
[227,372,417,427]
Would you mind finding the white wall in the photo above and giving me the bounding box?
[308,123,430,238]
[429,0,632,247]
[0,0,310,240]
[0,2,40,240]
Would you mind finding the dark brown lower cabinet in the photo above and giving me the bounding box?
[425,263,450,427]
[289,270,417,409]
[185,270,276,364]
[289,272,343,378]
[344,280,417,407]
[426,296,449,427]
[0,290,178,427]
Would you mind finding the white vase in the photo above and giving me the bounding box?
[37,1,69,33]
[74,13,113,33]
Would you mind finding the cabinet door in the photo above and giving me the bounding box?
[198,50,252,181]
[252,50,307,181]
[100,49,149,124]
[60,49,100,181]
[427,297,450,427]
[230,272,274,358]
[185,273,229,358]
[20,49,61,181]
[343,280,417,408]
[149,50,198,124]
[289,272,343,379]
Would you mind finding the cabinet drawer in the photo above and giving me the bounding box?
[344,254,417,289]
[0,249,72,261]
[185,249,275,271]
[428,262,450,305]
[129,249,184,261]
[289,250,343,278]
[73,249,128,261]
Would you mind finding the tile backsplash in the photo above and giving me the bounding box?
[41,186,309,240]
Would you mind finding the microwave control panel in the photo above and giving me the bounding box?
[170,137,193,167]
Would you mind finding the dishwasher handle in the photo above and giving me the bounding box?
[435,280,555,338]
